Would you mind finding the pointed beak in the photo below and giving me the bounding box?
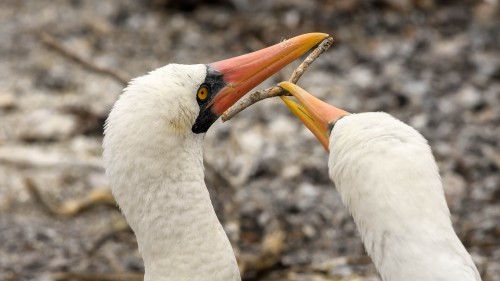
[279,82,350,152]
[207,33,329,116]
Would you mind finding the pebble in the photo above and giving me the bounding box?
[350,66,374,89]
[0,92,15,109]
[458,86,483,110]
[1,1,498,280]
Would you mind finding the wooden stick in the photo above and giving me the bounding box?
[25,177,117,217]
[221,36,334,122]
[39,32,130,85]
[53,272,143,281]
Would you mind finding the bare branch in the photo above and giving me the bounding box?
[38,32,130,85]
[52,272,143,281]
[25,177,117,217]
[221,36,334,122]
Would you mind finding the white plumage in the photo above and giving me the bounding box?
[329,113,481,281]
[280,82,482,281]
[102,33,328,281]
[104,65,241,281]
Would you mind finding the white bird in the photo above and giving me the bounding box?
[279,82,481,281]
[102,33,328,281]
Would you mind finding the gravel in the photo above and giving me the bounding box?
[0,0,499,280]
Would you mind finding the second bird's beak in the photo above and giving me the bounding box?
[279,82,350,152]
[192,33,329,134]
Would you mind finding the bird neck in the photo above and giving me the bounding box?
[135,180,240,281]
[328,113,480,281]
[104,134,240,281]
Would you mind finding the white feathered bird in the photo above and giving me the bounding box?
[102,33,328,281]
[280,82,481,281]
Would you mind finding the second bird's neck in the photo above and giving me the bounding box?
[328,113,481,281]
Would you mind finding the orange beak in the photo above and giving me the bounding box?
[207,33,328,116]
[279,82,350,152]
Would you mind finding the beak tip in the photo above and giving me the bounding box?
[278,81,295,93]
[305,32,329,40]
[209,33,328,115]
[315,32,330,39]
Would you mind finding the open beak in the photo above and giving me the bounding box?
[279,82,350,152]
[208,33,328,116]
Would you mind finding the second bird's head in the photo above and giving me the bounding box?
[279,82,350,152]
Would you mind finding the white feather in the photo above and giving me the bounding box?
[328,112,481,281]
[103,64,240,281]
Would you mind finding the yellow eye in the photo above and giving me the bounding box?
[197,86,209,101]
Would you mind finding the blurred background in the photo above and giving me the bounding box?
[0,0,499,280]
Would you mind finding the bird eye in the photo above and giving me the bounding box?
[197,86,209,101]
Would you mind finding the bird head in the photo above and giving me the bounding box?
[279,82,350,152]
[191,33,327,134]
[106,33,328,141]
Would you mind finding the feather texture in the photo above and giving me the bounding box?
[103,64,240,281]
[328,112,481,281]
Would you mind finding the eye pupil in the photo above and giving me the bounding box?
[198,86,209,101]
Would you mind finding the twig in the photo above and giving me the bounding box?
[38,32,130,85]
[32,35,238,193]
[239,220,286,280]
[24,177,62,217]
[87,221,132,256]
[0,146,103,172]
[25,177,117,217]
[222,36,334,122]
[53,272,143,281]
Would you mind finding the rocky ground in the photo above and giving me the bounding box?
[0,0,499,280]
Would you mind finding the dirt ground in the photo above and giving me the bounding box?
[0,0,499,280]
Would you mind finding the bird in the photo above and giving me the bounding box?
[102,33,328,281]
[279,82,482,281]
